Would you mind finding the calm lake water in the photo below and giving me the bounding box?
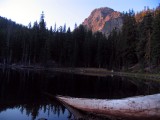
[0,68,160,120]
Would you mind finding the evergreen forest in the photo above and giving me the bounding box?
[0,6,160,71]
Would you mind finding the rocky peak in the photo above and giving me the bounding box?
[83,7,123,36]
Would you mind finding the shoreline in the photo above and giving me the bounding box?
[0,64,160,80]
[49,68,160,81]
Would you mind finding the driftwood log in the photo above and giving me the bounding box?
[56,94,160,120]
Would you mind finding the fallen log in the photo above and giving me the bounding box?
[56,94,160,120]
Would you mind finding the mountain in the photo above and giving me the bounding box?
[82,7,123,36]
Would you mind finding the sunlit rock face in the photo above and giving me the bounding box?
[83,7,123,36]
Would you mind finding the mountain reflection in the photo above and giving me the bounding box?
[0,69,160,120]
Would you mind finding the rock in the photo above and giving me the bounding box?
[82,7,123,36]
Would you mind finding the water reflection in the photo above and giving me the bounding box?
[0,105,68,120]
[0,69,160,120]
[0,94,69,120]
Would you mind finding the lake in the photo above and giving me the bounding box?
[0,68,160,120]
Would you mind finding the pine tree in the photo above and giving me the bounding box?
[121,11,138,69]
[83,30,92,67]
[151,9,160,65]
[137,12,153,69]
[39,11,48,63]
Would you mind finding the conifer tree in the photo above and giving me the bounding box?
[137,12,153,69]
[121,11,138,68]
[151,9,160,65]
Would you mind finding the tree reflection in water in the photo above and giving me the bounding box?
[0,68,160,120]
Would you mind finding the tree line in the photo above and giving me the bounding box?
[0,6,160,71]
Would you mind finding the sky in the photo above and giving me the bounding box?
[0,0,159,30]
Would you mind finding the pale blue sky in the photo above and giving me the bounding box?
[0,0,159,30]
